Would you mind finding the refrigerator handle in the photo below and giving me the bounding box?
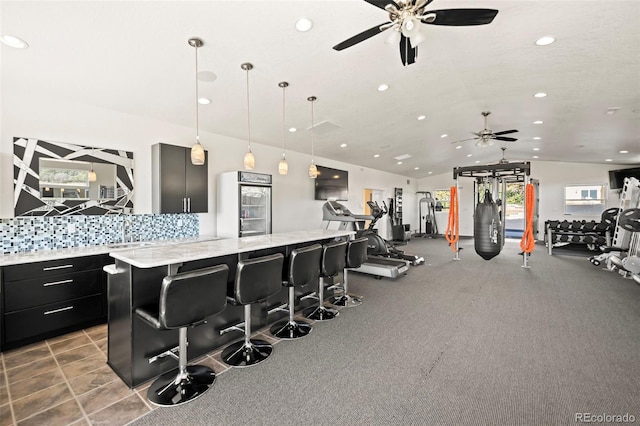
[183,198,186,213]
[187,198,191,213]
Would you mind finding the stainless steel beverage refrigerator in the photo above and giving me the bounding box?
[217,171,272,238]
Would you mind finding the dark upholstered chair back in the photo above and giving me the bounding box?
[159,264,229,329]
[288,244,322,287]
[321,240,347,278]
[233,253,284,305]
[346,237,369,269]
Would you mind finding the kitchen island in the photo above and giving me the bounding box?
[106,229,354,387]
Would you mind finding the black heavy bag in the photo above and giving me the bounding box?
[474,189,503,260]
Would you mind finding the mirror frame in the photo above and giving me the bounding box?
[13,137,134,216]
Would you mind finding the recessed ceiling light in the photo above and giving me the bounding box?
[295,18,314,32]
[340,143,347,148]
[466,154,472,157]
[414,167,420,170]
[197,71,217,82]
[619,150,629,154]
[533,137,541,140]
[198,97,211,105]
[533,120,543,124]
[417,115,426,121]
[373,154,380,158]
[475,160,480,164]
[441,134,448,138]
[455,145,462,150]
[533,155,539,159]
[377,84,389,92]
[428,171,432,175]
[605,158,613,162]
[535,36,556,46]
[394,154,412,160]
[397,161,403,165]
[533,148,540,151]
[605,107,620,115]
[288,127,297,133]
[0,35,29,49]
[534,92,547,98]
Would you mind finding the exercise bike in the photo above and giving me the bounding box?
[362,201,425,266]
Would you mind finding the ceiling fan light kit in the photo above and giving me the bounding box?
[333,0,499,66]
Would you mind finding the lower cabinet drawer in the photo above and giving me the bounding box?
[4,270,104,312]
[3,294,104,344]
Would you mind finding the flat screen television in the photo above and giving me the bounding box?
[609,166,640,190]
[314,165,348,201]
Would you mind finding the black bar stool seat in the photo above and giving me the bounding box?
[135,264,229,406]
[305,240,347,321]
[270,244,322,339]
[222,253,284,367]
[331,237,368,307]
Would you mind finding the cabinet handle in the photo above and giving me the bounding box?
[44,306,74,315]
[43,279,73,287]
[183,198,187,212]
[187,198,191,212]
[43,264,73,271]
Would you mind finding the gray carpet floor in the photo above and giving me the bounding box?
[132,238,640,425]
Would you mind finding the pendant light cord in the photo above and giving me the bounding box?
[246,68,251,151]
[281,85,286,155]
[195,43,200,143]
[310,99,315,163]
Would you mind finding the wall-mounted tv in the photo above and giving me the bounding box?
[608,167,640,190]
[314,165,349,201]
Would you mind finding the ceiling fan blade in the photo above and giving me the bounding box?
[399,35,417,66]
[423,9,499,26]
[493,129,518,136]
[333,23,390,51]
[363,0,399,11]
[493,136,518,142]
[451,137,478,144]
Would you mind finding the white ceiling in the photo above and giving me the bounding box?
[2,0,639,178]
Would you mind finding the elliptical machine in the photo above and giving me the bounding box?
[364,201,424,266]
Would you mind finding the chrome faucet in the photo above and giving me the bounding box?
[122,215,133,243]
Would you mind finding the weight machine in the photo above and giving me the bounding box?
[415,191,438,238]
[448,161,536,268]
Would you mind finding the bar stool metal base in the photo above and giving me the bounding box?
[270,320,312,339]
[222,339,273,367]
[146,365,215,407]
[304,305,339,321]
[330,294,362,307]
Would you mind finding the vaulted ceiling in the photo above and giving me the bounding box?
[2,0,639,178]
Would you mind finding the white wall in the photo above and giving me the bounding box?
[0,91,417,236]
[417,160,627,239]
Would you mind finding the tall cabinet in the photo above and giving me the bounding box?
[152,143,208,213]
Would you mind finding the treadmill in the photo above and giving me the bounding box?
[322,201,410,279]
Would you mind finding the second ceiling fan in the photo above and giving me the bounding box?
[332,0,499,66]
[452,111,519,148]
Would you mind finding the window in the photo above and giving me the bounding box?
[564,184,606,215]
[434,189,451,210]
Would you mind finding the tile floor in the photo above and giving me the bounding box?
[0,317,302,426]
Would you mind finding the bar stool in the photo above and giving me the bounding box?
[331,237,368,307]
[305,240,347,321]
[134,264,229,406]
[221,253,284,367]
[270,244,322,339]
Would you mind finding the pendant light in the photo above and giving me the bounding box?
[189,37,205,166]
[308,96,318,179]
[278,81,289,175]
[88,148,97,182]
[242,63,255,170]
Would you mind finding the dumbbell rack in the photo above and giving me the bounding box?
[545,220,612,255]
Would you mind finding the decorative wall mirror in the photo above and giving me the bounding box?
[13,137,134,216]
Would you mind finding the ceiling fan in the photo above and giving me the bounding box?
[451,111,518,148]
[332,0,499,66]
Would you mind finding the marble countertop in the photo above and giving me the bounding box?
[110,229,355,268]
[0,235,219,267]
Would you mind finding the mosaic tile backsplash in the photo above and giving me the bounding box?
[1,214,199,254]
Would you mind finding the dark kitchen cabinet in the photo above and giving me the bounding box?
[1,254,109,351]
[151,143,208,214]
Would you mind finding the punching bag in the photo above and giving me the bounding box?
[474,189,503,260]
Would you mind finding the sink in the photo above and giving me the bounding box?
[107,242,155,249]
